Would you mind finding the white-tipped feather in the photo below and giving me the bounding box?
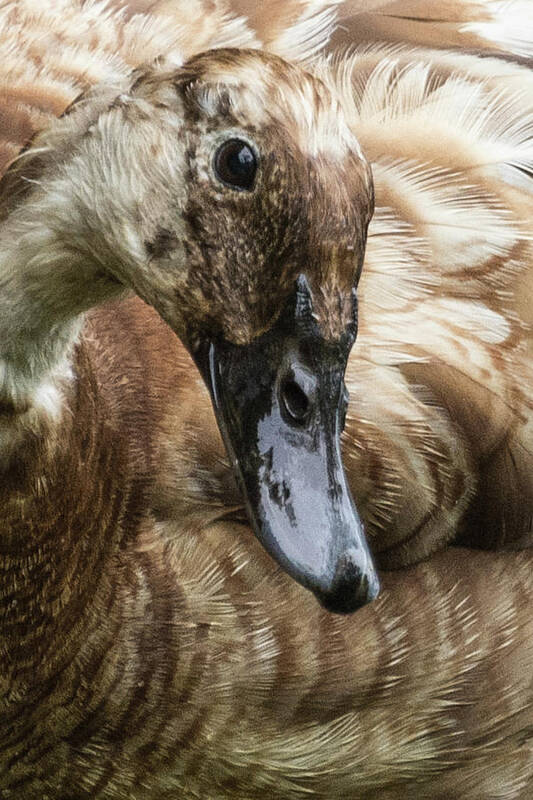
[461,0,533,58]
[265,4,340,63]
[329,0,533,59]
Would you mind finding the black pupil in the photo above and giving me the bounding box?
[215,139,257,190]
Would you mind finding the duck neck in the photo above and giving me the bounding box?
[0,208,124,420]
[0,209,133,683]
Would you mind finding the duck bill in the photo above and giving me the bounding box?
[193,276,380,614]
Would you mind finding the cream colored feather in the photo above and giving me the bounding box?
[327,0,533,58]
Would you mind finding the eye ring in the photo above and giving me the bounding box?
[214,138,258,191]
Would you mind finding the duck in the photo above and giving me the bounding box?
[0,0,532,798]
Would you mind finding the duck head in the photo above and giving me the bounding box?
[42,48,378,612]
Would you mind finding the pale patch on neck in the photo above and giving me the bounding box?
[0,201,122,455]
[0,350,76,467]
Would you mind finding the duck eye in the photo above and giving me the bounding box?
[214,139,257,191]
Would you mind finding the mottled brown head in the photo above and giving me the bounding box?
[168,48,374,348]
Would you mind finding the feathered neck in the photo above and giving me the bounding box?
[0,206,124,427]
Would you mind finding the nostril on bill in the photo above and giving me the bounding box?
[280,377,310,424]
[279,363,318,427]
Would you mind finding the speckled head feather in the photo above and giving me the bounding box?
[171,48,374,346]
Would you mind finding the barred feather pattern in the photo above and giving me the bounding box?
[2,302,533,798]
[313,42,533,562]
[328,0,533,59]
[1,1,533,798]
